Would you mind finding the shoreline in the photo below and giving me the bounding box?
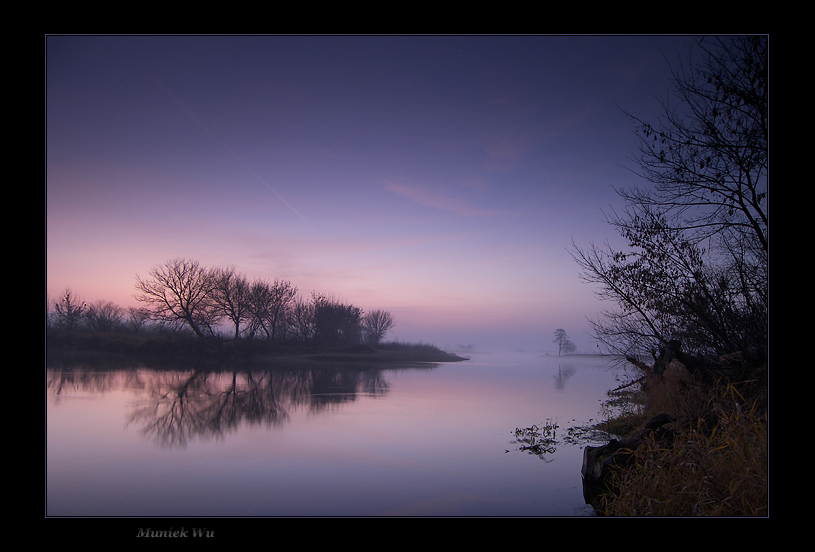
[297,345,469,364]
[45,331,469,367]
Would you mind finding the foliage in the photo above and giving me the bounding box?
[311,292,363,347]
[601,383,768,516]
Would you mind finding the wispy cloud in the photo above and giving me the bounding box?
[385,181,505,217]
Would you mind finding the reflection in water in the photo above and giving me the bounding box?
[46,356,436,448]
[553,364,576,390]
[47,352,626,516]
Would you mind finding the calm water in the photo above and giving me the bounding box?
[46,350,626,517]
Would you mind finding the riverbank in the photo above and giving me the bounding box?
[585,359,768,516]
[45,328,468,366]
[296,342,469,363]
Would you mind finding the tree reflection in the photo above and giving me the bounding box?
[46,357,428,448]
[553,364,576,390]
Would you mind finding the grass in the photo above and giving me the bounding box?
[595,372,768,516]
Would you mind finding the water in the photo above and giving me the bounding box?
[46,350,627,517]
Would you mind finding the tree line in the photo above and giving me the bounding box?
[48,258,396,348]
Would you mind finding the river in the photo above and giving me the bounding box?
[46,350,629,517]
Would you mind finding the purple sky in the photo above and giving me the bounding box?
[46,35,702,353]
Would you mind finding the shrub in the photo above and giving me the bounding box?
[602,383,767,516]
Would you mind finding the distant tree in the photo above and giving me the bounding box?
[134,258,220,338]
[362,310,396,345]
[311,293,363,347]
[126,306,152,334]
[288,296,315,343]
[247,278,297,340]
[85,300,124,333]
[51,288,86,330]
[553,328,571,356]
[211,266,252,339]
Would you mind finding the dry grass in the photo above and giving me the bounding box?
[601,382,768,516]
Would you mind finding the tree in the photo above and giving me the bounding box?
[362,310,396,345]
[288,296,315,343]
[126,306,152,334]
[85,300,124,333]
[211,266,252,339]
[51,288,86,330]
[572,36,767,370]
[134,258,220,338]
[553,328,571,356]
[618,36,767,254]
[246,278,297,340]
[311,293,363,347]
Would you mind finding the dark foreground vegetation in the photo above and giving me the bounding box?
[573,36,768,516]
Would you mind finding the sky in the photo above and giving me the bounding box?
[45,34,703,353]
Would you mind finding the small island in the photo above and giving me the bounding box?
[296,343,469,364]
[47,260,469,367]
[45,327,468,367]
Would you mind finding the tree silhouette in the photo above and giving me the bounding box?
[134,258,220,338]
[362,310,396,345]
[246,278,297,340]
[311,293,362,347]
[51,288,86,330]
[571,36,767,374]
[553,328,570,356]
[211,266,252,339]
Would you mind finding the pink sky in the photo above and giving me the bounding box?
[46,35,700,352]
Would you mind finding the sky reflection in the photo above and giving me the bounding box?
[46,353,623,516]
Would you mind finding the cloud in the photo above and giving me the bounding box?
[385,181,504,217]
[482,133,531,171]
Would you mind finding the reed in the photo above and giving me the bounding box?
[602,382,768,516]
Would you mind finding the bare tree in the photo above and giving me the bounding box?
[211,266,252,339]
[288,296,315,343]
[618,36,767,254]
[134,258,220,338]
[85,300,124,333]
[362,310,396,345]
[572,36,767,371]
[247,278,297,340]
[126,306,152,334]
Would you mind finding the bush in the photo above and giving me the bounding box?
[601,383,768,516]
